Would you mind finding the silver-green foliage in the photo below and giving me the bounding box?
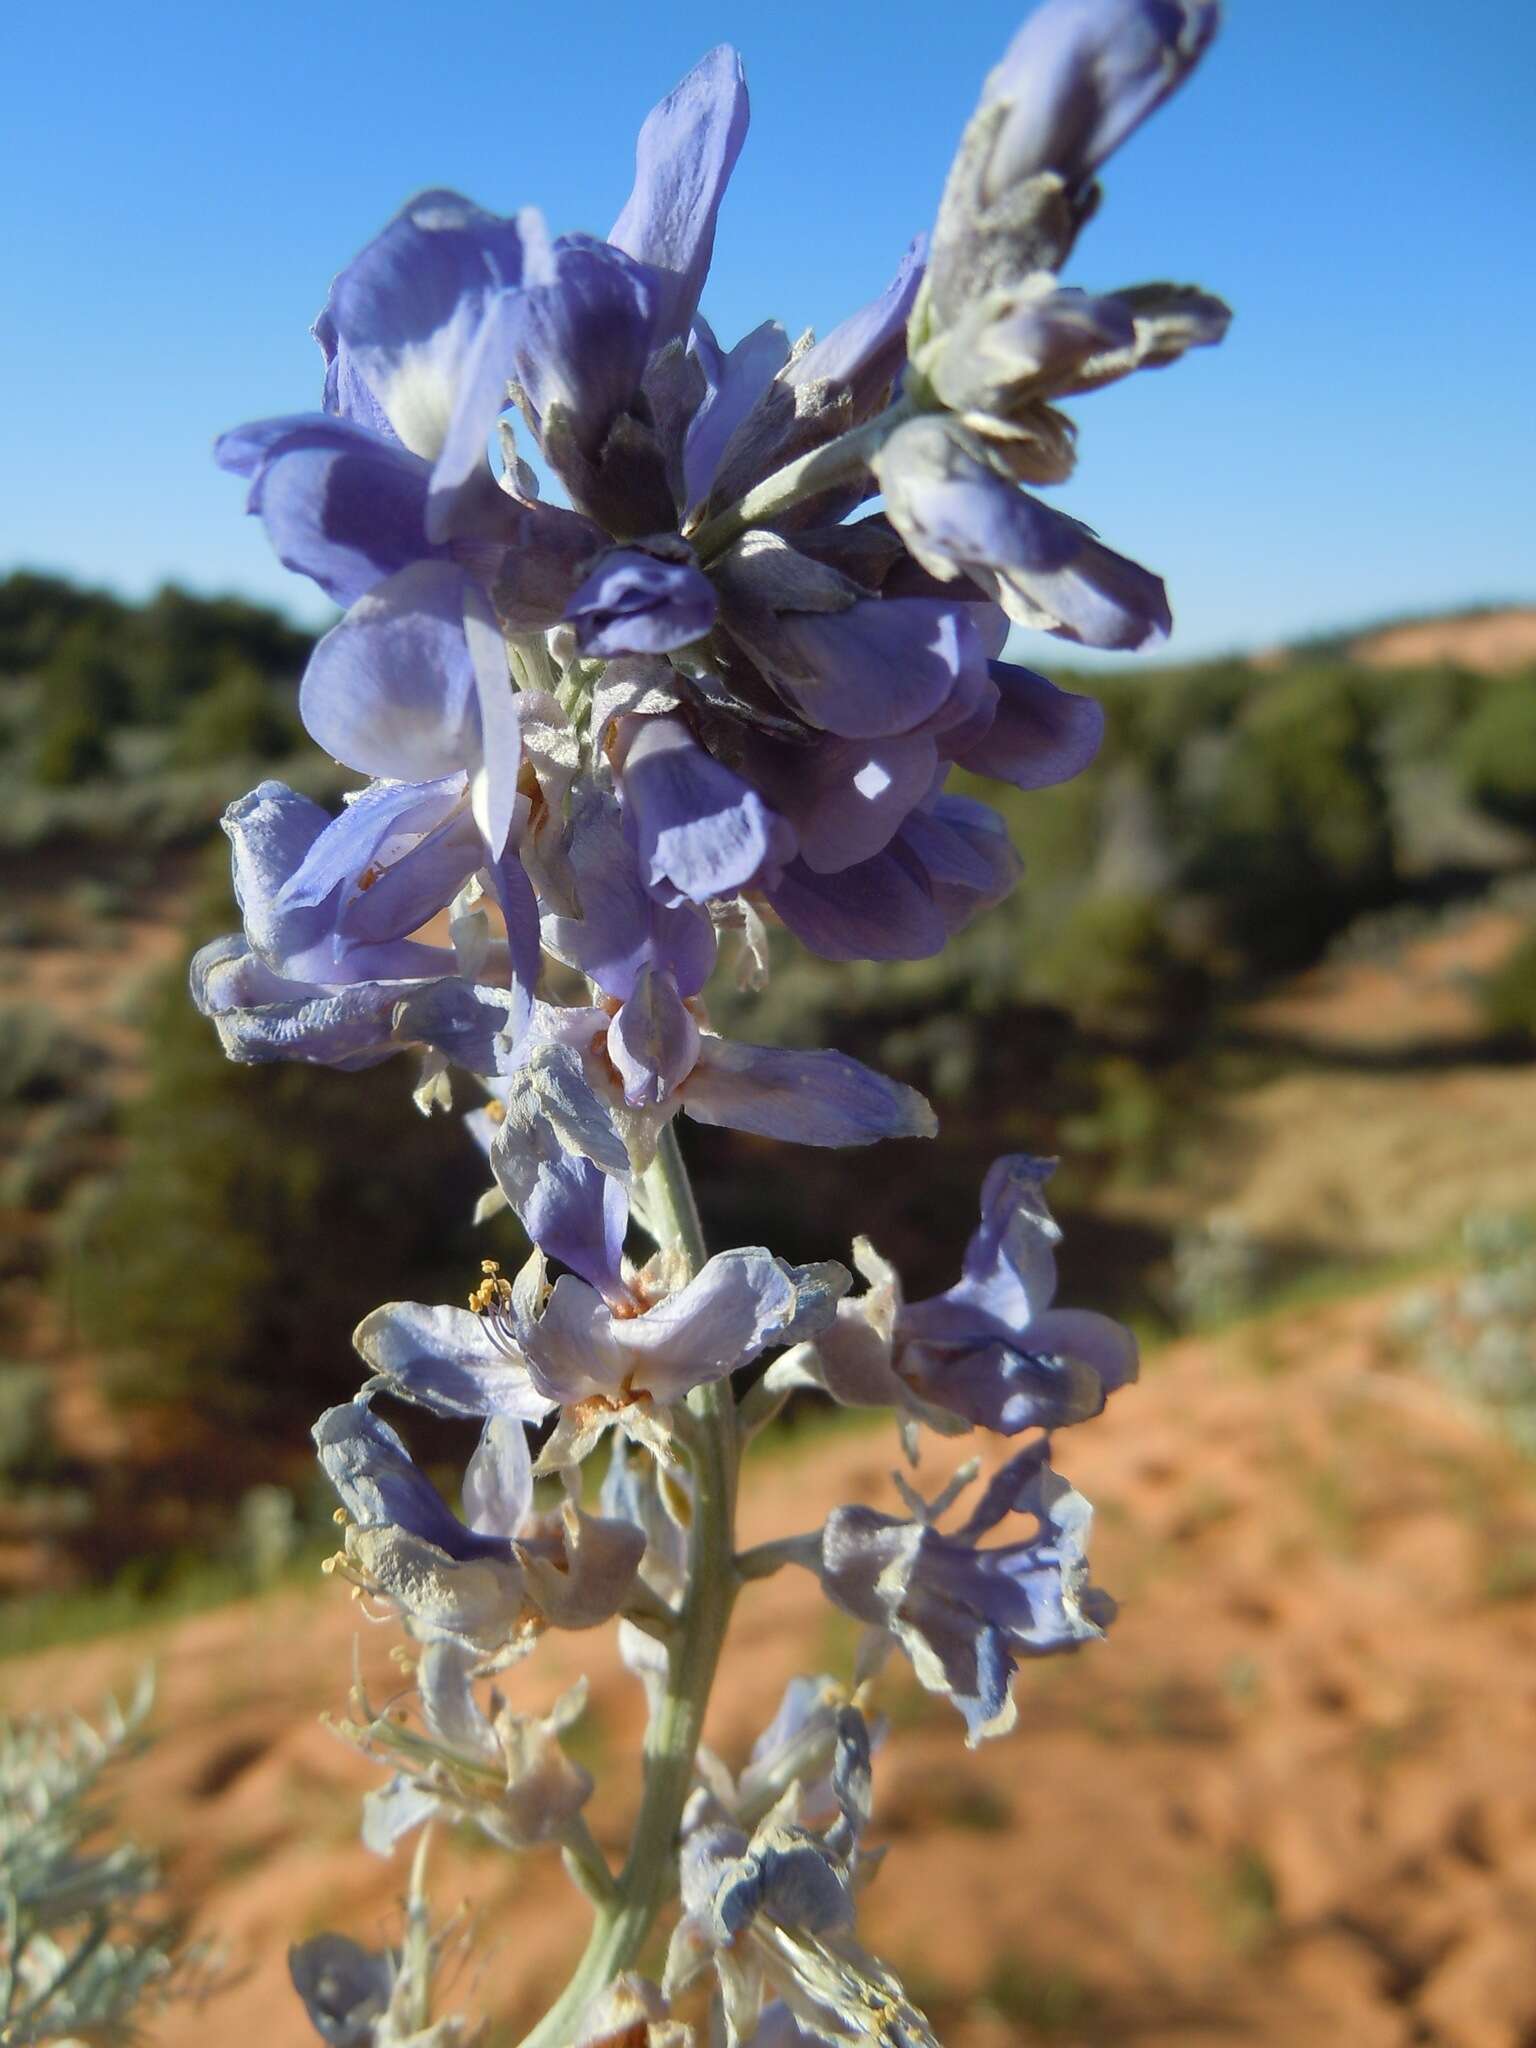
[1395,1214,1536,1448]
[0,1673,181,2044]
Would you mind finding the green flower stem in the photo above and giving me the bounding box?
[688,393,918,564]
[734,1533,820,1583]
[514,1125,739,2048]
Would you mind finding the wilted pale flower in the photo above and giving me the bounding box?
[771,1153,1138,1439]
[818,1441,1113,1743]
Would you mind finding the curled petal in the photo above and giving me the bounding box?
[956,661,1104,790]
[874,418,1170,650]
[288,1935,393,2047]
[217,414,433,610]
[565,548,718,657]
[608,966,703,1107]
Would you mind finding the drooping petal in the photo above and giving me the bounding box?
[875,417,1170,649]
[956,661,1104,790]
[609,44,751,345]
[313,1400,504,1561]
[767,845,947,964]
[216,414,434,609]
[461,1415,535,1540]
[682,1038,937,1147]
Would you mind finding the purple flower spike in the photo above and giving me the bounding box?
[564,548,718,658]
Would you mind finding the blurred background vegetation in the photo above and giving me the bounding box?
[3,568,1536,1624]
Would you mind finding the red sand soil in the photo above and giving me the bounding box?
[8,1285,1536,2048]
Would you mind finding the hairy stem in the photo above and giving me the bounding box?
[514,1125,738,2048]
[688,393,918,563]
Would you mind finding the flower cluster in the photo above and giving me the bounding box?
[198,3,1227,2042]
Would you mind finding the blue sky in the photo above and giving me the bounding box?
[3,0,1532,662]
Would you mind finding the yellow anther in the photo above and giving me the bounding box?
[485,1100,507,1125]
[332,1507,348,1525]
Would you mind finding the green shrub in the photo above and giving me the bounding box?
[1030,892,1204,1036]
[1482,926,1536,1043]
[1457,682,1536,834]
[1181,666,1397,968]
[0,1008,94,1107]
[0,1365,56,1483]
[167,662,302,768]
[59,957,519,1431]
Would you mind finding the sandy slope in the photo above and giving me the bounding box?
[9,1283,1536,2048]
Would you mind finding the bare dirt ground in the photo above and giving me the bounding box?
[7,1283,1536,2048]
[1240,910,1527,1056]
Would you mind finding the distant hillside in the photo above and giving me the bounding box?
[1348,605,1536,674]
[1258,602,1536,676]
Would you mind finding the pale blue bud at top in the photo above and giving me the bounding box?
[983,0,1220,199]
